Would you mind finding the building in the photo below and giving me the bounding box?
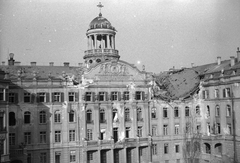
[0,4,240,163]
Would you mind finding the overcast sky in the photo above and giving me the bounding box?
[1,0,240,73]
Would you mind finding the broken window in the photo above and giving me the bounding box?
[196,105,200,116]
[52,92,63,102]
[164,143,169,154]
[227,124,231,135]
[137,107,143,121]
[24,111,31,124]
[125,108,130,121]
[163,108,168,118]
[135,91,144,100]
[152,125,157,136]
[223,88,231,98]
[113,108,118,122]
[202,90,209,99]
[86,110,93,123]
[207,123,211,135]
[137,126,142,137]
[206,105,210,117]
[163,124,168,135]
[69,92,78,102]
[126,127,130,138]
[123,91,129,101]
[100,109,106,123]
[226,105,231,117]
[69,110,75,122]
[37,92,49,103]
[214,89,219,98]
[175,144,180,153]
[215,105,220,117]
[0,89,4,101]
[100,129,106,140]
[174,107,179,117]
[0,112,4,131]
[9,112,16,126]
[151,107,157,119]
[216,123,221,134]
[113,127,118,142]
[196,124,201,133]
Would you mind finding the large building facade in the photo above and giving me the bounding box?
[0,5,240,163]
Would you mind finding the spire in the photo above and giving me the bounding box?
[97,2,104,17]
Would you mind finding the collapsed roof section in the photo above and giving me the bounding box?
[154,69,200,100]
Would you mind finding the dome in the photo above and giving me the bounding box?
[88,14,115,31]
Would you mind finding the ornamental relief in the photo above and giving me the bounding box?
[99,63,129,75]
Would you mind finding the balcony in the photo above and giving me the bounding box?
[86,120,94,124]
[84,49,119,59]
[0,127,6,133]
[1,154,10,162]
[100,119,107,124]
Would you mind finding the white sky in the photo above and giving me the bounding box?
[0,0,240,73]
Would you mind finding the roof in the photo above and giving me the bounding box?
[88,14,116,31]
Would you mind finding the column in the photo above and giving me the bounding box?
[98,150,101,163]
[107,35,110,49]
[110,149,114,163]
[113,35,116,49]
[87,36,90,50]
[94,34,97,49]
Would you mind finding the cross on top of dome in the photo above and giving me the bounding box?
[97,2,104,17]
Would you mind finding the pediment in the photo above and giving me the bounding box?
[84,61,146,81]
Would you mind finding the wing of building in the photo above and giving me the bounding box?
[0,5,240,163]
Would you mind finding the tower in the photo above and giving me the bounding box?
[84,3,120,67]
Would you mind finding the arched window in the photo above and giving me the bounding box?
[226,105,231,117]
[215,105,220,117]
[137,107,143,121]
[151,107,157,119]
[194,142,201,152]
[204,143,211,154]
[125,108,130,121]
[39,111,46,124]
[206,105,210,117]
[214,143,222,155]
[86,110,92,123]
[100,109,105,123]
[24,111,31,124]
[54,111,61,123]
[9,112,16,126]
[69,110,75,122]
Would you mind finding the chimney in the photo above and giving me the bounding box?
[8,53,15,66]
[64,62,69,67]
[49,62,54,66]
[14,61,21,66]
[30,62,36,66]
[2,61,5,65]
[237,47,240,62]
[230,56,235,67]
[217,56,221,65]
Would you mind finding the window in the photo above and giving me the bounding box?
[24,93,31,103]
[0,88,4,101]
[85,92,93,101]
[137,126,142,137]
[114,149,120,163]
[163,125,168,135]
[70,151,76,162]
[186,122,191,133]
[69,92,77,102]
[113,108,118,122]
[40,153,47,163]
[216,123,221,134]
[135,91,144,100]
[113,128,118,142]
[226,105,231,117]
[69,110,75,122]
[86,110,92,123]
[127,148,132,163]
[196,124,201,133]
[87,129,92,141]
[40,131,46,143]
[123,91,129,101]
[87,151,93,162]
[99,92,106,101]
[111,91,119,101]
[175,144,180,153]
[24,111,31,124]
[174,107,179,117]
[54,111,61,123]
[55,152,61,163]
[9,112,16,126]
[223,88,231,98]
[202,90,209,99]
[206,105,210,117]
[125,108,130,121]
[214,89,219,98]
[53,92,61,102]
[9,133,15,145]
[126,127,130,138]
[38,92,47,103]
[163,107,168,118]
[55,131,61,142]
[137,107,143,121]
[152,144,157,155]
[152,125,157,136]
[69,130,75,142]
[185,106,190,117]
[215,105,220,117]
[204,143,211,154]
[227,124,231,135]
[9,92,16,103]
[24,132,31,144]
[100,109,106,123]
[164,143,169,154]
[196,105,200,116]
[175,124,179,135]
[207,123,211,135]
[27,153,31,163]
[0,112,3,131]
[151,107,157,119]
[39,111,46,124]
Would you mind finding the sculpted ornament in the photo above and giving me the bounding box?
[99,63,129,75]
